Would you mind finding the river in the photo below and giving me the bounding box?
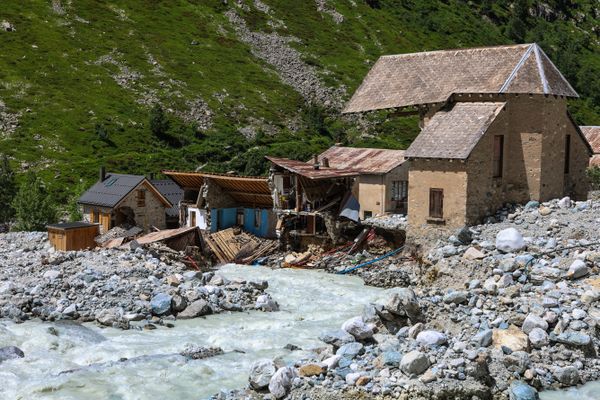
[0,264,596,399]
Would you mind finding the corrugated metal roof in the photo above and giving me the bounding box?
[343,43,578,113]
[404,102,506,160]
[79,173,146,208]
[151,180,184,217]
[317,146,406,174]
[266,156,359,180]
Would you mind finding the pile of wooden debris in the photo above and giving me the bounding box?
[204,227,278,265]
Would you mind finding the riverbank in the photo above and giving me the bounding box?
[219,197,600,400]
[0,232,272,329]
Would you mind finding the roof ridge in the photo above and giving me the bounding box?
[534,45,579,97]
[381,43,532,60]
[499,44,535,93]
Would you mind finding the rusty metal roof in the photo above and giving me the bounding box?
[317,146,406,174]
[162,170,272,208]
[266,156,359,180]
[404,102,506,160]
[581,126,600,154]
[343,43,578,113]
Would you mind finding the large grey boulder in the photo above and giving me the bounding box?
[177,299,212,319]
[336,342,364,359]
[508,381,539,400]
[385,288,421,321]
[416,330,447,346]
[255,294,279,312]
[400,350,429,376]
[566,259,589,280]
[150,293,172,316]
[522,314,548,335]
[553,366,579,385]
[528,328,549,349]
[341,316,374,340]
[443,291,468,305]
[472,329,493,348]
[248,359,276,390]
[496,228,525,253]
[0,346,24,363]
[268,366,297,399]
[318,329,355,348]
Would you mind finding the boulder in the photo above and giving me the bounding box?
[463,247,485,260]
[95,308,121,326]
[549,331,595,356]
[383,351,402,366]
[496,228,525,253]
[553,366,579,386]
[345,372,363,385]
[508,381,539,400]
[385,289,421,321]
[177,299,212,319]
[298,363,326,377]
[341,316,374,340]
[416,330,447,346]
[522,314,548,334]
[443,291,468,305]
[456,226,472,244]
[0,346,24,363]
[400,350,429,376]
[558,196,571,208]
[62,304,77,317]
[43,270,61,280]
[566,260,589,280]
[336,342,364,359]
[493,325,529,352]
[171,294,187,313]
[255,294,279,312]
[539,206,552,216]
[268,366,296,399]
[249,359,276,390]
[472,329,493,348]
[528,328,549,349]
[318,329,355,348]
[150,293,172,316]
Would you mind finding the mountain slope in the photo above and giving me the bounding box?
[0,0,598,202]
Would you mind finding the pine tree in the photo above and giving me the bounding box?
[150,103,170,140]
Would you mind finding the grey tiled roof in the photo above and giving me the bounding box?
[343,43,578,113]
[404,102,506,160]
[78,173,146,208]
[151,179,183,217]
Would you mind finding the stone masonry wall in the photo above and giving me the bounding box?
[117,182,166,231]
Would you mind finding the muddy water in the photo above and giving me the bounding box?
[0,265,388,399]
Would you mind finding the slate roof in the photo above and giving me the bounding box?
[79,173,171,209]
[581,126,600,166]
[266,156,359,180]
[343,43,578,113]
[404,102,506,160]
[151,179,184,217]
[317,146,406,175]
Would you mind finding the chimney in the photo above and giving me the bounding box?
[149,173,155,180]
[99,166,106,182]
[313,154,320,170]
[322,157,329,168]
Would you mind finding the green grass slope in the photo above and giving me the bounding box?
[0,0,598,202]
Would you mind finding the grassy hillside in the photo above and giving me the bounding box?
[0,0,598,203]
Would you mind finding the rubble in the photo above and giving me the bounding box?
[0,232,273,329]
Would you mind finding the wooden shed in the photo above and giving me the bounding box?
[47,222,99,251]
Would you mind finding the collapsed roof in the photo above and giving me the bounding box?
[266,156,358,180]
[343,43,578,113]
[404,102,506,160]
[317,146,406,175]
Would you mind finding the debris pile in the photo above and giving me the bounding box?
[0,232,274,329]
[204,227,278,265]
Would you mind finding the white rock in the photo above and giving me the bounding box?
[496,228,525,253]
[566,260,589,280]
[43,270,61,280]
[345,371,362,385]
[558,196,572,208]
[249,359,276,390]
[528,328,549,348]
[416,330,447,346]
[400,350,429,376]
[268,367,297,399]
[522,313,548,334]
[341,316,374,340]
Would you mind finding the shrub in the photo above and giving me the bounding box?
[150,103,170,139]
[12,172,58,231]
[587,166,600,191]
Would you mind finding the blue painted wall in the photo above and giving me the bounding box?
[210,208,237,232]
[211,207,275,238]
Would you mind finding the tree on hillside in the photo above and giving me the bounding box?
[0,154,17,223]
[150,103,170,140]
[505,0,529,42]
[12,172,57,231]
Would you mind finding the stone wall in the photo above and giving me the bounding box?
[408,159,468,229]
[116,182,166,231]
[384,163,410,213]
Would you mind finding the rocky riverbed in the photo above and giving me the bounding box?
[216,197,600,399]
[0,232,274,330]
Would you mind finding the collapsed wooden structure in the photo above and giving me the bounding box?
[203,227,278,264]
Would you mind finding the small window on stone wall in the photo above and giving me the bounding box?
[429,189,444,219]
[564,134,571,174]
[137,189,146,207]
[493,135,504,178]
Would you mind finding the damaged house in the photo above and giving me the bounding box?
[317,146,408,218]
[580,126,600,167]
[79,168,173,233]
[163,170,277,238]
[344,43,593,229]
[266,156,358,247]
